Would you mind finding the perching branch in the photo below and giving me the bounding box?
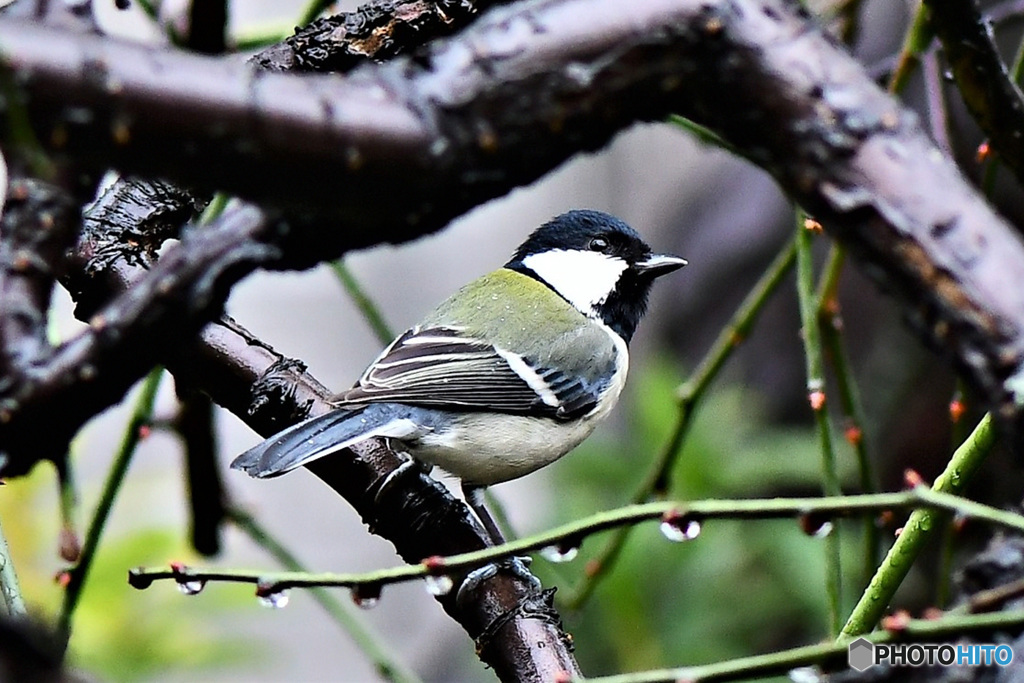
[164,318,579,682]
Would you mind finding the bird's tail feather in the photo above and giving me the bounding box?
[230,405,419,478]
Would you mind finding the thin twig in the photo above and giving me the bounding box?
[796,208,843,636]
[888,2,933,95]
[57,367,164,640]
[815,255,878,590]
[132,489,1024,596]
[927,0,1024,186]
[840,413,998,639]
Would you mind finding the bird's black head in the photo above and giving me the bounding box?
[506,210,686,342]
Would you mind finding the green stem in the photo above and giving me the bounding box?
[227,508,420,683]
[795,208,842,636]
[296,0,334,27]
[232,24,290,50]
[0,513,26,616]
[58,368,164,640]
[815,243,878,588]
[840,413,997,639]
[581,609,1024,683]
[667,115,737,154]
[564,239,797,608]
[133,489,1024,595]
[328,260,395,346]
[199,193,229,225]
[887,1,933,95]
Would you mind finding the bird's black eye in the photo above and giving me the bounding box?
[589,237,609,252]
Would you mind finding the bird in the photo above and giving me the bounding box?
[231,209,686,544]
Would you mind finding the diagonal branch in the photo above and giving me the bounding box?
[165,318,580,682]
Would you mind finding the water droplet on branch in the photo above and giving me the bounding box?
[352,583,382,609]
[540,538,580,563]
[176,579,206,596]
[257,590,290,609]
[659,511,702,542]
[424,574,454,596]
[799,512,834,538]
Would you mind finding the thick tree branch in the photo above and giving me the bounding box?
[252,0,504,72]
[0,3,581,679]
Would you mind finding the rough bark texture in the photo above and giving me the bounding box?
[252,0,505,72]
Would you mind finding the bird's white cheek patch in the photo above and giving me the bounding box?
[522,250,628,316]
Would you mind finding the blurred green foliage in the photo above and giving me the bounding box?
[538,358,869,677]
[0,462,248,681]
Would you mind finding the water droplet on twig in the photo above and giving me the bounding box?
[540,539,580,563]
[352,583,382,609]
[799,512,834,538]
[257,590,290,609]
[424,574,454,596]
[176,579,206,596]
[660,511,702,542]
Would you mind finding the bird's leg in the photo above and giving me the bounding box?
[457,484,541,605]
[462,484,505,545]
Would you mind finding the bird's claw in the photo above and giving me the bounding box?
[455,555,541,607]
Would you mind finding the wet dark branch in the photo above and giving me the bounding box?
[0,204,275,475]
[161,319,579,682]
[0,178,78,379]
[251,0,504,72]
[925,0,1024,186]
[172,382,225,556]
[4,0,1024,438]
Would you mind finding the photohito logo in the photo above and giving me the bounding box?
[847,638,1014,672]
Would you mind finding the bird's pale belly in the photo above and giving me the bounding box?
[405,412,600,487]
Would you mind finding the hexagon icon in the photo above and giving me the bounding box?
[848,638,875,672]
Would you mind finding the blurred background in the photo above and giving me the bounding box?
[4,0,1024,680]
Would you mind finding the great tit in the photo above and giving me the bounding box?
[231,210,686,540]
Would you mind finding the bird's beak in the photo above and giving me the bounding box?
[633,254,688,277]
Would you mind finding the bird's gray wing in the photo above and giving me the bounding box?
[333,326,606,420]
